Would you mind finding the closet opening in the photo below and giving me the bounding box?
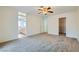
[59,17,66,36]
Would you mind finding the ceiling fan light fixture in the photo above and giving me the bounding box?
[38,6,54,15]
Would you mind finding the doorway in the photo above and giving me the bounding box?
[41,15,48,33]
[59,17,66,36]
[18,12,27,38]
[43,19,48,33]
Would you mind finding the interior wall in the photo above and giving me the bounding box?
[0,7,18,43]
[0,7,42,43]
[0,7,79,42]
[77,8,79,41]
[48,10,78,39]
[27,14,42,36]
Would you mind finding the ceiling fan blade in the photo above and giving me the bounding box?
[47,7,51,10]
[38,12,42,14]
[48,11,53,13]
[40,6,44,8]
[38,7,44,10]
[38,9,41,10]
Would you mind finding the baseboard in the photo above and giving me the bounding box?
[77,38,79,42]
[0,39,17,43]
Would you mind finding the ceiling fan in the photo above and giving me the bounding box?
[38,6,54,15]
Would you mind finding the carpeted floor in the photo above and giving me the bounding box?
[0,33,79,52]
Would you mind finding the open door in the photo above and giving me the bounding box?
[59,17,66,36]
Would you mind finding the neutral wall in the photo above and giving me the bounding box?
[27,14,42,36]
[77,8,79,41]
[0,7,18,43]
[0,7,79,43]
[0,7,42,43]
[48,10,78,39]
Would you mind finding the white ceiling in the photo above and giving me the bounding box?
[13,6,78,15]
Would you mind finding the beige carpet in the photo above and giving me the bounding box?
[0,33,79,52]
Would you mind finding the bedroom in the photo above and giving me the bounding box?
[0,6,79,52]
